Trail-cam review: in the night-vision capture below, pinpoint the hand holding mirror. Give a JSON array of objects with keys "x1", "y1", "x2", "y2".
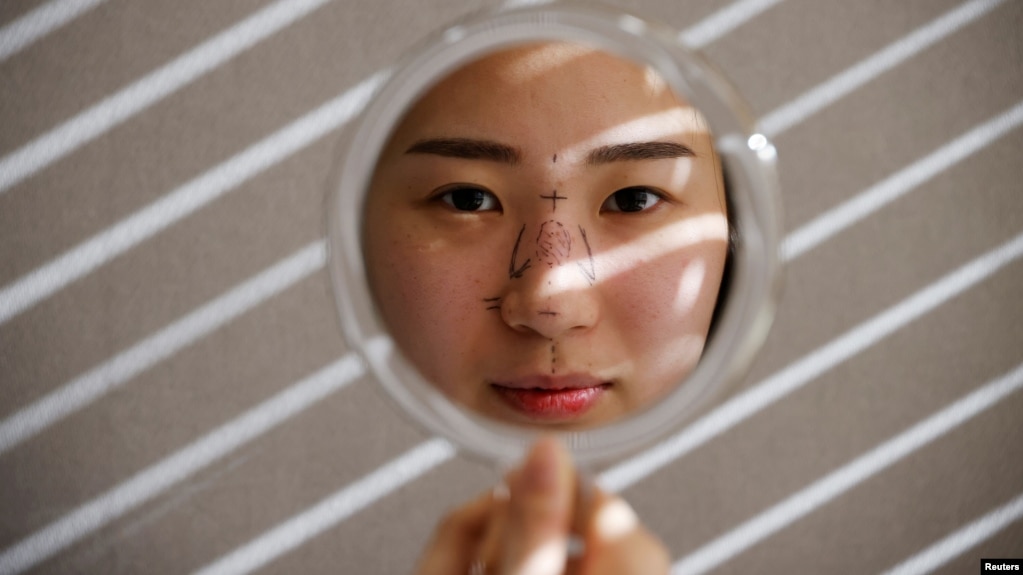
[{"x1": 327, "y1": 1, "x2": 782, "y2": 468}]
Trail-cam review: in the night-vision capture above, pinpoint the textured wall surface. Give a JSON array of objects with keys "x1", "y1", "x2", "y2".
[{"x1": 1, "y1": 0, "x2": 1021, "y2": 573}]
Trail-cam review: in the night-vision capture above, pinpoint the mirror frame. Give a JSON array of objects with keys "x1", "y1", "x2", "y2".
[{"x1": 326, "y1": 0, "x2": 783, "y2": 467}]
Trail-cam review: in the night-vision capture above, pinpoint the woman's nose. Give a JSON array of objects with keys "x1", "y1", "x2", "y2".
[{"x1": 499, "y1": 220, "x2": 600, "y2": 339}]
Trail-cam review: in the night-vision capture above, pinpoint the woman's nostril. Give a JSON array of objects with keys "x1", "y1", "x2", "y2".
[
  {"x1": 497, "y1": 219, "x2": 601, "y2": 338},
  {"x1": 496, "y1": 282, "x2": 600, "y2": 340}
]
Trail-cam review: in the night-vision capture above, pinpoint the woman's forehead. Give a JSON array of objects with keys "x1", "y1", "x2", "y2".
[
  {"x1": 384, "y1": 43, "x2": 708, "y2": 159},
  {"x1": 461, "y1": 42, "x2": 598, "y2": 84}
]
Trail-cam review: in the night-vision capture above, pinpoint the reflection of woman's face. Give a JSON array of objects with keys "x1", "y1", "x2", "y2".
[{"x1": 364, "y1": 44, "x2": 729, "y2": 429}]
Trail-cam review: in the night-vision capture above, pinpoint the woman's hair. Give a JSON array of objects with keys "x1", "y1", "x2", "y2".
[{"x1": 707, "y1": 163, "x2": 737, "y2": 339}]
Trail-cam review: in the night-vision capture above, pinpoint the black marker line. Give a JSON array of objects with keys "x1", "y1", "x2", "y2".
[
  {"x1": 509, "y1": 224, "x2": 532, "y2": 279},
  {"x1": 552, "y1": 154, "x2": 557, "y2": 163},
  {"x1": 577, "y1": 225, "x2": 596, "y2": 285},
  {"x1": 539, "y1": 190, "x2": 568, "y2": 211},
  {"x1": 535, "y1": 220, "x2": 572, "y2": 270}
]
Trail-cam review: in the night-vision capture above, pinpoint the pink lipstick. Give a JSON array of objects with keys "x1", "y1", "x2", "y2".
[{"x1": 490, "y1": 375, "x2": 609, "y2": 420}]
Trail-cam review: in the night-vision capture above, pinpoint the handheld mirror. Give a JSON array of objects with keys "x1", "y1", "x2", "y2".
[{"x1": 327, "y1": 1, "x2": 782, "y2": 468}]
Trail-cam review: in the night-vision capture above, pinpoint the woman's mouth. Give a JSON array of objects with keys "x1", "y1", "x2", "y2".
[{"x1": 489, "y1": 375, "x2": 610, "y2": 420}]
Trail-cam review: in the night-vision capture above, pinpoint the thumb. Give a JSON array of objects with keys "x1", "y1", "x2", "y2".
[{"x1": 501, "y1": 437, "x2": 575, "y2": 575}]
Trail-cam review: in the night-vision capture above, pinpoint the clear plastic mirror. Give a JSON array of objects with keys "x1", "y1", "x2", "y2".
[{"x1": 327, "y1": 0, "x2": 782, "y2": 468}]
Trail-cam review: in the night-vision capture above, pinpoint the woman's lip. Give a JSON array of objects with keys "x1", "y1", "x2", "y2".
[
  {"x1": 490, "y1": 378, "x2": 610, "y2": 420},
  {"x1": 490, "y1": 374, "x2": 606, "y2": 390}
]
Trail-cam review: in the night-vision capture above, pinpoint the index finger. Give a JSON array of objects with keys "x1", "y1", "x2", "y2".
[{"x1": 501, "y1": 438, "x2": 576, "y2": 575}]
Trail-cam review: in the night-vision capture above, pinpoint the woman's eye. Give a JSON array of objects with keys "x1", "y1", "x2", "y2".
[
  {"x1": 439, "y1": 186, "x2": 500, "y2": 212},
  {"x1": 601, "y1": 186, "x2": 663, "y2": 213}
]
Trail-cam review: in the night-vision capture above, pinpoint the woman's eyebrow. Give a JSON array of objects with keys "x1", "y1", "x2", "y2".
[
  {"x1": 405, "y1": 137, "x2": 521, "y2": 165},
  {"x1": 586, "y1": 141, "x2": 695, "y2": 164}
]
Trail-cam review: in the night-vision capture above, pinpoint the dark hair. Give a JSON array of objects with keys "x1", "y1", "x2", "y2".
[{"x1": 707, "y1": 163, "x2": 737, "y2": 338}]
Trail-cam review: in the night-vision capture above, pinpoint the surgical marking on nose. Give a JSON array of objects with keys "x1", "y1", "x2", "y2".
[
  {"x1": 510, "y1": 222, "x2": 595, "y2": 284},
  {"x1": 483, "y1": 296, "x2": 501, "y2": 310},
  {"x1": 552, "y1": 154, "x2": 557, "y2": 163},
  {"x1": 509, "y1": 224, "x2": 532, "y2": 279},
  {"x1": 577, "y1": 225, "x2": 596, "y2": 285},
  {"x1": 536, "y1": 220, "x2": 571, "y2": 267},
  {"x1": 540, "y1": 190, "x2": 567, "y2": 211}
]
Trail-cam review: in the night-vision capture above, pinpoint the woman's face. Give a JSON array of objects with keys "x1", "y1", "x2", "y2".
[{"x1": 364, "y1": 44, "x2": 729, "y2": 429}]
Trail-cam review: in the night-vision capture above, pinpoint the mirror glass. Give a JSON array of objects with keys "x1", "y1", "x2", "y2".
[
  {"x1": 328, "y1": 1, "x2": 782, "y2": 466},
  {"x1": 365, "y1": 42, "x2": 728, "y2": 429}
]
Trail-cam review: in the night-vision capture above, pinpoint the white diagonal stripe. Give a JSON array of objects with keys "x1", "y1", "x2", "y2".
[
  {"x1": 0, "y1": 73, "x2": 382, "y2": 325},
  {"x1": 670, "y1": 363, "x2": 1023, "y2": 574},
  {"x1": 783, "y1": 99, "x2": 1023, "y2": 260},
  {"x1": 0, "y1": 0, "x2": 334, "y2": 195},
  {"x1": 880, "y1": 492, "x2": 1023, "y2": 575},
  {"x1": 679, "y1": 0, "x2": 784, "y2": 47},
  {"x1": 191, "y1": 438, "x2": 456, "y2": 575},
  {"x1": 0, "y1": 0, "x2": 107, "y2": 62},
  {"x1": 0, "y1": 241, "x2": 325, "y2": 455},
  {"x1": 0, "y1": 354, "x2": 364, "y2": 575},
  {"x1": 759, "y1": 0, "x2": 1005, "y2": 137}
]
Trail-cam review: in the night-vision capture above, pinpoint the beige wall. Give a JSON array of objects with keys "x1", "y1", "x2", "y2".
[{"x1": 1, "y1": 0, "x2": 1021, "y2": 573}]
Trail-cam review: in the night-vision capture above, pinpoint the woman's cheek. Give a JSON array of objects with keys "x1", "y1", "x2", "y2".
[
  {"x1": 603, "y1": 239, "x2": 726, "y2": 402},
  {"x1": 372, "y1": 239, "x2": 496, "y2": 387}
]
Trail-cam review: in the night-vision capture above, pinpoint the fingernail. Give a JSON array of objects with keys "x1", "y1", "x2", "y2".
[{"x1": 595, "y1": 497, "x2": 639, "y2": 540}]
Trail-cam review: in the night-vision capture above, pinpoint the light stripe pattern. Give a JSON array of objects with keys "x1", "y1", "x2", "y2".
[
  {"x1": 880, "y1": 492, "x2": 1023, "y2": 575},
  {"x1": 0, "y1": 0, "x2": 108, "y2": 61},
  {"x1": 0, "y1": 356, "x2": 365, "y2": 574},
  {"x1": 0, "y1": 0, "x2": 336, "y2": 195},
  {"x1": 1, "y1": 0, "x2": 1020, "y2": 573},
  {"x1": 671, "y1": 361, "x2": 1023, "y2": 574}
]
